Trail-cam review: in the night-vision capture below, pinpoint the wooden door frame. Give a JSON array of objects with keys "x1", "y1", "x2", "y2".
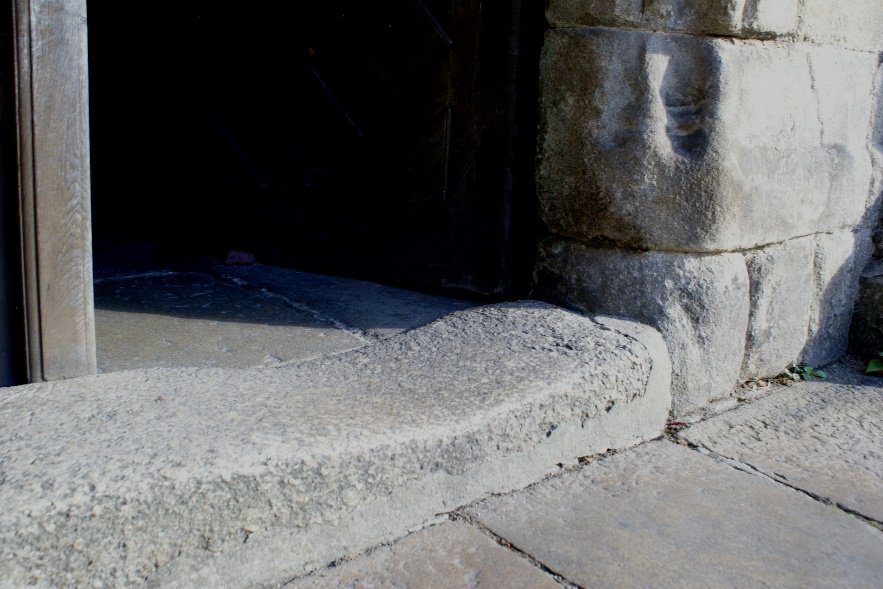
[
  {"x1": 11, "y1": 0, "x2": 95, "y2": 382},
  {"x1": 2, "y1": 0, "x2": 542, "y2": 382}
]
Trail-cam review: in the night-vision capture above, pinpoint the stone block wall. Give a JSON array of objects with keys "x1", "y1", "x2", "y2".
[{"x1": 535, "y1": 1, "x2": 883, "y2": 416}]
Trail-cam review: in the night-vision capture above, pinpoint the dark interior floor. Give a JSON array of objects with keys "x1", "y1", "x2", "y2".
[{"x1": 92, "y1": 239, "x2": 474, "y2": 372}]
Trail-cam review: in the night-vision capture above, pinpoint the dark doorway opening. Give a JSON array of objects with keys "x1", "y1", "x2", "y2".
[{"x1": 88, "y1": 0, "x2": 540, "y2": 297}]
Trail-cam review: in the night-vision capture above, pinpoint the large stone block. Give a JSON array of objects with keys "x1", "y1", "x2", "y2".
[
  {"x1": 538, "y1": 28, "x2": 878, "y2": 252},
  {"x1": 741, "y1": 236, "x2": 814, "y2": 380},
  {"x1": 547, "y1": 0, "x2": 883, "y2": 51},
  {"x1": 536, "y1": 240, "x2": 749, "y2": 416},
  {"x1": 548, "y1": 0, "x2": 795, "y2": 39},
  {"x1": 0, "y1": 302, "x2": 671, "y2": 588},
  {"x1": 799, "y1": 0, "x2": 883, "y2": 53},
  {"x1": 802, "y1": 231, "x2": 874, "y2": 367}
]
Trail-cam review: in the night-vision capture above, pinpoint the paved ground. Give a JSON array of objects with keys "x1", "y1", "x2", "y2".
[
  {"x1": 93, "y1": 242, "x2": 473, "y2": 372},
  {"x1": 89, "y1": 243, "x2": 883, "y2": 587},
  {"x1": 290, "y1": 361, "x2": 883, "y2": 589}
]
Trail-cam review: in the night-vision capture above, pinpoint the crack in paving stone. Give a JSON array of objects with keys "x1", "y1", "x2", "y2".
[
  {"x1": 280, "y1": 536, "x2": 398, "y2": 587},
  {"x1": 674, "y1": 439, "x2": 883, "y2": 532},
  {"x1": 93, "y1": 270, "x2": 199, "y2": 284},
  {"x1": 450, "y1": 512, "x2": 582, "y2": 589},
  {"x1": 205, "y1": 268, "x2": 372, "y2": 342}
]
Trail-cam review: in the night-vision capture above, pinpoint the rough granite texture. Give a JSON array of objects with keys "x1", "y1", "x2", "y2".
[
  {"x1": 547, "y1": 0, "x2": 883, "y2": 52},
  {"x1": 681, "y1": 372, "x2": 883, "y2": 523},
  {"x1": 0, "y1": 302, "x2": 670, "y2": 588},
  {"x1": 536, "y1": 240, "x2": 748, "y2": 415},
  {"x1": 468, "y1": 441, "x2": 883, "y2": 588},
  {"x1": 287, "y1": 521, "x2": 560, "y2": 589},
  {"x1": 802, "y1": 230, "x2": 874, "y2": 367},
  {"x1": 741, "y1": 236, "x2": 814, "y2": 379},
  {"x1": 538, "y1": 28, "x2": 880, "y2": 253},
  {"x1": 537, "y1": 228, "x2": 875, "y2": 408}
]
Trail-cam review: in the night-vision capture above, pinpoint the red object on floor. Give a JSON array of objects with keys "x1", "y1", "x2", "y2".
[{"x1": 225, "y1": 251, "x2": 256, "y2": 265}]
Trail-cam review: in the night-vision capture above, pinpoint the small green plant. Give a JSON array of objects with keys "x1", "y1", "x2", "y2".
[
  {"x1": 866, "y1": 352, "x2": 883, "y2": 374},
  {"x1": 780, "y1": 360, "x2": 827, "y2": 382},
  {"x1": 800, "y1": 365, "x2": 827, "y2": 380}
]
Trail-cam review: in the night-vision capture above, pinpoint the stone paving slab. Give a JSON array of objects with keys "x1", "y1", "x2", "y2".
[
  {"x1": 217, "y1": 264, "x2": 475, "y2": 340},
  {"x1": 0, "y1": 302, "x2": 670, "y2": 588},
  {"x1": 467, "y1": 441, "x2": 883, "y2": 589},
  {"x1": 95, "y1": 274, "x2": 366, "y2": 372},
  {"x1": 94, "y1": 261, "x2": 475, "y2": 373},
  {"x1": 286, "y1": 521, "x2": 560, "y2": 589},
  {"x1": 680, "y1": 371, "x2": 883, "y2": 522}
]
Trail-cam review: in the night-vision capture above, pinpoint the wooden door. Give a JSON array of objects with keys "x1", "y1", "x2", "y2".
[
  {"x1": 7, "y1": 0, "x2": 95, "y2": 382},
  {"x1": 89, "y1": 0, "x2": 538, "y2": 296}
]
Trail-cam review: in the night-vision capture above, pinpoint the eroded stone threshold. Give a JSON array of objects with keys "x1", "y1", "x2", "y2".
[{"x1": 0, "y1": 302, "x2": 671, "y2": 588}]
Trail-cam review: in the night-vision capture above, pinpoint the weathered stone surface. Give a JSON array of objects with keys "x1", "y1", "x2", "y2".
[
  {"x1": 548, "y1": 0, "x2": 796, "y2": 39},
  {"x1": 850, "y1": 273, "x2": 883, "y2": 358},
  {"x1": 799, "y1": 0, "x2": 883, "y2": 53},
  {"x1": 287, "y1": 521, "x2": 559, "y2": 589},
  {"x1": 536, "y1": 240, "x2": 747, "y2": 416},
  {"x1": 538, "y1": 28, "x2": 878, "y2": 252},
  {"x1": 94, "y1": 274, "x2": 367, "y2": 372},
  {"x1": 740, "y1": 236, "x2": 814, "y2": 380},
  {"x1": 802, "y1": 231, "x2": 874, "y2": 367},
  {"x1": 681, "y1": 369, "x2": 883, "y2": 522},
  {"x1": 0, "y1": 302, "x2": 670, "y2": 588},
  {"x1": 468, "y1": 441, "x2": 883, "y2": 588},
  {"x1": 547, "y1": 0, "x2": 883, "y2": 51}
]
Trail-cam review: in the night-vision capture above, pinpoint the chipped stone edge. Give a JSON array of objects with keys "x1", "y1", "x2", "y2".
[
  {"x1": 148, "y1": 318, "x2": 671, "y2": 589},
  {"x1": 150, "y1": 381, "x2": 669, "y2": 589}
]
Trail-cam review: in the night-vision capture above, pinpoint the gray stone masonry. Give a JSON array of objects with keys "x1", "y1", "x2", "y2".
[
  {"x1": 535, "y1": 0, "x2": 883, "y2": 413},
  {"x1": 803, "y1": 230, "x2": 874, "y2": 367},
  {"x1": 535, "y1": 241, "x2": 749, "y2": 415},
  {"x1": 536, "y1": 229, "x2": 873, "y2": 415},
  {"x1": 741, "y1": 236, "x2": 814, "y2": 379},
  {"x1": 538, "y1": 27, "x2": 879, "y2": 253},
  {"x1": 547, "y1": 0, "x2": 883, "y2": 52},
  {"x1": 0, "y1": 302, "x2": 670, "y2": 588}
]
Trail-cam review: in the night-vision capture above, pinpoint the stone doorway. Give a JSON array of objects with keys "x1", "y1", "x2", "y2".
[
  {"x1": 84, "y1": 0, "x2": 543, "y2": 374},
  {"x1": 88, "y1": 0, "x2": 539, "y2": 296}
]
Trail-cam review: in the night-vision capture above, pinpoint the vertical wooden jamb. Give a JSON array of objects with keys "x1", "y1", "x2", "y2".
[
  {"x1": 0, "y1": 0, "x2": 26, "y2": 386},
  {"x1": 12, "y1": 0, "x2": 95, "y2": 381},
  {"x1": 12, "y1": 0, "x2": 39, "y2": 381}
]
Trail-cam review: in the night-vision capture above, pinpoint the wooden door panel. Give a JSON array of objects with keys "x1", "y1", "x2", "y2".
[{"x1": 89, "y1": 0, "x2": 529, "y2": 295}]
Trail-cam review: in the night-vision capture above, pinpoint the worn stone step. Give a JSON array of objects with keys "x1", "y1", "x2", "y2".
[{"x1": 0, "y1": 302, "x2": 670, "y2": 588}]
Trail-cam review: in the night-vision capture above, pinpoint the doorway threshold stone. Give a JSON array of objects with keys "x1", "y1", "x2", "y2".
[{"x1": 0, "y1": 302, "x2": 670, "y2": 588}]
